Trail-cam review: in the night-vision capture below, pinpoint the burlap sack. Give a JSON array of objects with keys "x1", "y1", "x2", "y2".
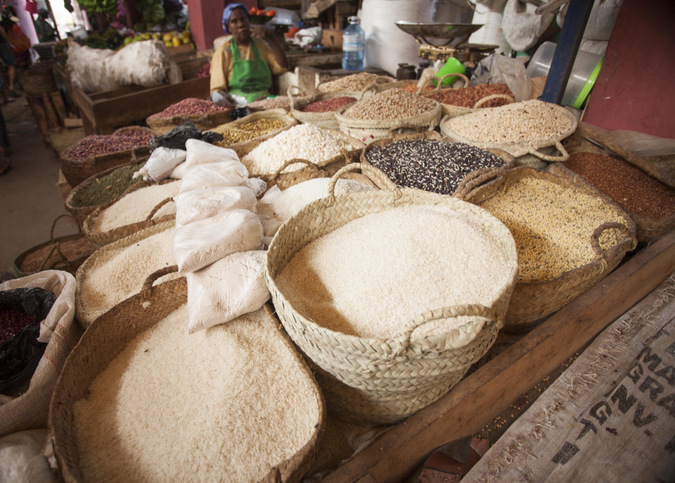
[{"x1": 0, "y1": 271, "x2": 81, "y2": 436}]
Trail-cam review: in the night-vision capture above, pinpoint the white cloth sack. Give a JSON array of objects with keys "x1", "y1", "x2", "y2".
[
  {"x1": 471, "y1": 53, "x2": 532, "y2": 102},
  {"x1": 244, "y1": 177, "x2": 268, "y2": 198},
  {"x1": 185, "y1": 139, "x2": 241, "y2": 167},
  {"x1": 66, "y1": 40, "x2": 120, "y2": 94},
  {"x1": 501, "y1": 0, "x2": 555, "y2": 52},
  {"x1": 169, "y1": 161, "x2": 188, "y2": 179},
  {"x1": 106, "y1": 39, "x2": 182, "y2": 88},
  {"x1": 134, "y1": 147, "x2": 187, "y2": 182},
  {"x1": 0, "y1": 271, "x2": 81, "y2": 436},
  {"x1": 186, "y1": 250, "x2": 270, "y2": 333},
  {"x1": 174, "y1": 185, "x2": 258, "y2": 226},
  {"x1": 179, "y1": 162, "x2": 249, "y2": 193},
  {"x1": 0, "y1": 429, "x2": 52, "y2": 483},
  {"x1": 172, "y1": 209, "x2": 263, "y2": 273}
]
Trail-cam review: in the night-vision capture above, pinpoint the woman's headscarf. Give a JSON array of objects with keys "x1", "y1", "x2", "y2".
[{"x1": 222, "y1": 3, "x2": 249, "y2": 34}]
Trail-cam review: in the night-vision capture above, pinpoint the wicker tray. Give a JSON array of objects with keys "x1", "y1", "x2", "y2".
[
  {"x1": 64, "y1": 159, "x2": 149, "y2": 227},
  {"x1": 457, "y1": 166, "x2": 638, "y2": 332},
  {"x1": 265, "y1": 164, "x2": 518, "y2": 424},
  {"x1": 49, "y1": 270, "x2": 325, "y2": 483},
  {"x1": 13, "y1": 214, "x2": 95, "y2": 277},
  {"x1": 82, "y1": 180, "x2": 177, "y2": 248},
  {"x1": 60, "y1": 127, "x2": 155, "y2": 188},
  {"x1": 439, "y1": 101, "x2": 578, "y2": 161}
]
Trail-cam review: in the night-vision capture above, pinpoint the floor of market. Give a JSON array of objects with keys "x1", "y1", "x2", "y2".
[{"x1": 0, "y1": 94, "x2": 79, "y2": 278}]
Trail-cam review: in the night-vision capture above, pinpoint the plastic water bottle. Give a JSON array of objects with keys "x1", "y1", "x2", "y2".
[{"x1": 342, "y1": 16, "x2": 365, "y2": 71}]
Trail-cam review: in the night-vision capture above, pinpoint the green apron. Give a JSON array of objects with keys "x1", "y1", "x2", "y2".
[{"x1": 228, "y1": 38, "x2": 273, "y2": 103}]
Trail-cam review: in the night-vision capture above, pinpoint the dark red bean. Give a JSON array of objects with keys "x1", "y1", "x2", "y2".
[
  {"x1": 301, "y1": 96, "x2": 357, "y2": 113},
  {"x1": 0, "y1": 307, "x2": 37, "y2": 344}
]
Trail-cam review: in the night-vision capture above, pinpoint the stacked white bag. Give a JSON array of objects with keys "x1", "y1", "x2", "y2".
[{"x1": 173, "y1": 139, "x2": 269, "y2": 333}]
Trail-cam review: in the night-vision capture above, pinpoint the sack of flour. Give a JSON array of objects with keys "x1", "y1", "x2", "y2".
[
  {"x1": 185, "y1": 139, "x2": 241, "y2": 167},
  {"x1": 174, "y1": 185, "x2": 257, "y2": 226}
]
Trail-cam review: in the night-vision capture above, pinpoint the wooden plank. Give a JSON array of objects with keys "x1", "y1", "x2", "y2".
[
  {"x1": 325, "y1": 230, "x2": 675, "y2": 482},
  {"x1": 42, "y1": 94, "x2": 60, "y2": 129},
  {"x1": 26, "y1": 95, "x2": 49, "y2": 138},
  {"x1": 50, "y1": 91, "x2": 68, "y2": 126}
]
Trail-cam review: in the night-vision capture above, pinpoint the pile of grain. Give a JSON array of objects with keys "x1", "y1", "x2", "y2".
[
  {"x1": 69, "y1": 162, "x2": 145, "y2": 208},
  {"x1": 63, "y1": 131, "x2": 154, "y2": 162},
  {"x1": 276, "y1": 205, "x2": 513, "y2": 338},
  {"x1": 89, "y1": 180, "x2": 180, "y2": 232},
  {"x1": 77, "y1": 226, "x2": 177, "y2": 325},
  {"x1": 445, "y1": 99, "x2": 574, "y2": 144},
  {"x1": 364, "y1": 140, "x2": 505, "y2": 195},
  {"x1": 209, "y1": 118, "x2": 287, "y2": 146},
  {"x1": 478, "y1": 176, "x2": 631, "y2": 283},
  {"x1": 241, "y1": 124, "x2": 358, "y2": 176},
  {"x1": 342, "y1": 88, "x2": 437, "y2": 120},
  {"x1": 317, "y1": 72, "x2": 392, "y2": 93},
  {"x1": 73, "y1": 306, "x2": 321, "y2": 482},
  {"x1": 248, "y1": 96, "x2": 292, "y2": 111}
]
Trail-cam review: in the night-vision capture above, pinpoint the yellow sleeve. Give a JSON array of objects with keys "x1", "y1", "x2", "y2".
[
  {"x1": 256, "y1": 39, "x2": 288, "y2": 76},
  {"x1": 210, "y1": 42, "x2": 233, "y2": 93}
]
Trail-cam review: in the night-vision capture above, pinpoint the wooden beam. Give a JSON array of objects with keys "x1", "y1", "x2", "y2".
[{"x1": 325, "y1": 230, "x2": 675, "y2": 483}]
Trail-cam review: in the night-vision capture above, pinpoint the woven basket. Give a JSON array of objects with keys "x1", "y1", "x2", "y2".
[
  {"x1": 19, "y1": 61, "x2": 57, "y2": 96},
  {"x1": 548, "y1": 162, "x2": 675, "y2": 244},
  {"x1": 419, "y1": 74, "x2": 514, "y2": 118},
  {"x1": 207, "y1": 108, "x2": 297, "y2": 154},
  {"x1": 335, "y1": 94, "x2": 443, "y2": 145},
  {"x1": 13, "y1": 214, "x2": 96, "y2": 277},
  {"x1": 288, "y1": 86, "x2": 360, "y2": 131},
  {"x1": 60, "y1": 127, "x2": 155, "y2": 188},
  {"x1": 237, "y1": 126, "x2": 365, "y2": 184},
  {"x1": 74, "y1": 220, "x2": 176, "y2": 329},
  {"x1": 317, "y1": 74, "x2": 395, "y2": 95},
  {"x1": 64, "y1": 159, "x2": 148, "y2": 227},
  {"x1": 266, "y1": 164, "x2": 518, "y2": 424},
  {"x1": 439, "y1": 102, "x2": 578, "y2": 162},
  {"x1": 49, "y1": 270, "x2": 325, "y2": 483},
  {"x1": 146, "y1": 105, "x2": 232, "y2": 135},
  {"x1": 457, "y1": 166, "x2": 638, "y2": 332},
  {"x1": 360, "y1": 131, "x2": 515, "y2": 195},
  {"x1": 82, "y1": 182, "x2": 176, "y2": 248}
]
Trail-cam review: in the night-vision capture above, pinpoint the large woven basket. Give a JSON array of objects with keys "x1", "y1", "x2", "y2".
[
  {"x1": 60, "y1": 127, "x2": 155, "y2": 188},
  {"x1": 360, "y1": 131, "x2": 515, "y2": 195},
  {"x1": 82, "y1": 181, "x2": 177, "y2": 248},
  {"x1": 64, "y1": 159, "x2": 148, "y2": 227},
  {"x1": 288, "y1": 86, "x2": 359, "y2": 131},
  {"x1": 74, "y1": 220, "x2": 177, "y2": 329},
  {"x1": 146, "y1": 106, "x2": 232, "y2": 135},
  {"x1": 238, "y1": 126, "x2": 365, "y2": 185},
  {"x1": 335, "y1": 95, "x2": 442, "y2": 145},
  {"x1": 458, "y1": 166, "x2": 638, "y2": 332},
  {"x1": 207, "y1": 108, "x2": 298, "y2": 155},
  {"x1": 439, "y1": 101, "x2": 578, "y2": 162},
  {"x1": 13, "y1": 214, "x2": 95, "y2": 277},
  {"x1": 420, "y1": 74, "x2": 514, "y2": 118},
  {"x1": 266, "y1": 164, "x2": 518, "y2": 424},
  {"x1": 49, "y1": 270, "x2": 325, "y2": 483}
]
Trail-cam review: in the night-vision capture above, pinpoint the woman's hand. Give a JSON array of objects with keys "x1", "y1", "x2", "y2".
[{"x1": 251, "y1": 25, "x2": 273, "y2": 39}]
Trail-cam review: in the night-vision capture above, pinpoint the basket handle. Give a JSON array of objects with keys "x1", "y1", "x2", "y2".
[
  {"x1": 287, "y1": 85, "x2": 309, "y2": 110},
  {"x1": 359, "y1": 81, "x2": 380, "y2": 99},
  {"x1": 386, "y1": 124, "x2": 431, "y2": 136},
  {"x1": 40, "y1": 213, "x2": 81, "y2": 271},
  {"x1": 527, "y1": 140, "x2": 570, "y2": 162},
  {"x1": 453, "y1": 166, "x2": 508, "y2": 201},
  {"x1": 472, "y1": 93, "x2": 515, "y2": 109},
  {"x1": 141, "y1": 265, "x2": 179, "y2": 298},
  {"x1": 590, "y1": 222, "x2": 637, "y2": 267},
  {"x1": 433, "y1": 73, "x2": 470, "y2": 91},
  {"x1": 270, "y1": 158, "x2": 321, "y2": 185},
  {"x1": 146, "y1": 197, "x2": 175, "y2": 222},
  {"x1": 395, "y1": 303, "x2": 497, "y2": 354},
  {"x1": 327, "y1": 163, "x2": 398, "y2": 200}
]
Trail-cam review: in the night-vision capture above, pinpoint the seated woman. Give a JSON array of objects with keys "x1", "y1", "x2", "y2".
[{"x1": 210, "y1": 3, "x2": 289, "y2": 104}]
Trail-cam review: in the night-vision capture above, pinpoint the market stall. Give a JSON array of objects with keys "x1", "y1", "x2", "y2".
[{"x1": 2, "y1": 0, "x2": 674, "y2": 481}]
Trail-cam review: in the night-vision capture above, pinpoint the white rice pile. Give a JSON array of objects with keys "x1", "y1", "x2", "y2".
[
  {"x1": 77, "y1": 227, "x2": 177, "y2": 325},
  {"x1": 241, "y1": 124, "x2": 358, "y2": 176},
  {"x1": 73, "y1": 306, "x2": 321, "y2": 482},
  {"x1": 276, "y1": 205, "x2": 513, "y2": 338},
  {"x1": 92, "y1": 180, "x2": 180, "y2": 232}
]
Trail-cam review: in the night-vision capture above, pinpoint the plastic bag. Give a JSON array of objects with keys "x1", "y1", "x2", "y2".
[
  {"x1": 172, "y1": 209, "x2": 263, "y2": 273},
  {"x1": 150, "y1": 121, "x2": 224, "y2": 151},
  {"x1": 186, "y1": 251, "x2": 270, "y2": 333},
  {"x1": 0, "y1": 429, "x2": 52, "y2": 483},
  {"x1": 174, "y1": 185, "x2": 257, "y2": 226},
  {"x1": 244, "y1": 177, "x2": 268, "y2": 198},
  {"x1": 0, "y1": 288, "x2": 56, "y2": 393},
  {"x1": 471, "y1": 53, "x2": 532, "y2": 102},
  {"x1": 134, "y1": 147, "x2": 187, "y2": 182},
  {"x1": 185, "y1": 138, "x2": 241, "y2": 167},
  {"x1": 179, "y1": 162, "x2": 249, "y2": 193}
]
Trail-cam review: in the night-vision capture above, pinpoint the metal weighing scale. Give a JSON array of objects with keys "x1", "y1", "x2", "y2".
[{"x1": 395, "y1": 21, "x2": 498, "y2": 64}]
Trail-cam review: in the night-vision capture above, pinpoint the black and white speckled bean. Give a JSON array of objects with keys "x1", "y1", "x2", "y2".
[{"x1": 365, "y1": 140, "x2": 505, "y2": 195}]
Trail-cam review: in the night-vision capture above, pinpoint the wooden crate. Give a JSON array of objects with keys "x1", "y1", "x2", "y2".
[
  {"x1": 314, "y1": 229, "x2": 675, "y2": 481},
  {"x1": 26, "y1": 90, "x2": 72, "y2": 139},
  {"x1": 70, "y1": 51, "x2": 212, "y2": 135}
]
